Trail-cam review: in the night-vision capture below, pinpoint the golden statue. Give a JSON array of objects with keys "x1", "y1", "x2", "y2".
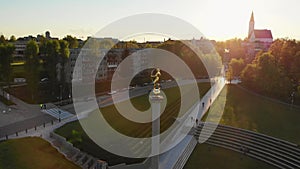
[{"x1": 151, "y1": 68, "x2": 161, "y2": 94}]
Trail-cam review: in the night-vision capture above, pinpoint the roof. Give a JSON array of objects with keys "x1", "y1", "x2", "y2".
[{"x1": 253, "y1": 29, "x2": 273, "y2": 39}]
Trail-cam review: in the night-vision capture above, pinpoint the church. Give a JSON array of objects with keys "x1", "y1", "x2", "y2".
[{"x1": 247, "y1": 12, "x2": 273, "y2": 60}]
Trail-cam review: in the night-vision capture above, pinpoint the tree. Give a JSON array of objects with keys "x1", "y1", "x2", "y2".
[
  {"x1": 58, "y1": 40, "x2": 70, "y2": 82},
  {"x1": 9, "y1": 35, "x2": 16, "y2": 42},
  {"x1": 0, "y1": 35, "x2": 6, "y2": 44},
  {"x1": 229, "y1": 58, "x2": 245, "y2": 78},
  {"x1": 58, "y1": 40, "x2": 70, "y2": 98},
  {"x1": 241, "y1": 64, "x2": 257, "y2": 88},
  {"x1": 226, "y1": 67, "x2": 233, "y2": 84},
  {"x1": 0, "y1": 43, "x2": 14, "y2": 88},
  {"x1": 242, "y1": 52, "x2": 293, "y2": 99},
  {"x1": 63, "y1": 35, "x2": 78, "y2": 49},
  {"x1": 25, "y1": 40, "x2": 40, "y2": 100},
  {"x1": 268, "y1": 39, "x2": 300, "y2": 92},
  {"x1": 42, "y1": 39, "x2": 60, "y2": 93}
]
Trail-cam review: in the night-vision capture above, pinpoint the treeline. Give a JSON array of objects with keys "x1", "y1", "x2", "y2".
[
  {"x1": 216, "y1": 38, "x2": 300, "y2": 104},
  {"x1": 241, "y1": 39, "x2": 300, "y2": 103},
  {"x1": 0, "y1": 34, "x2": 80, "y2": 101},
  {"x1": 0, "y1": 35, "x2": 15, "y2": 87}
]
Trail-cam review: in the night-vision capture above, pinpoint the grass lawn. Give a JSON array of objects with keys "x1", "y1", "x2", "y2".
[
  {"x1": 0, "y1": 137, "x2": 80, "y2": 169},
  {"x1": 55, "y1": 82, "x2": 211, "y2": 166},
  {"x1": 184, "y1": 143, "x2": 277, "y2": 169},
  {"x1": 203, "y1": 84, "x2": 300, "y2": 145}
]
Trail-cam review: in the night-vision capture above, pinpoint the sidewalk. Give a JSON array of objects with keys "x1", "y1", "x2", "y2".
[
  {"x1": 0, "y1": 88, "x2": 45, "y2": 127},
  {"x1": 0, "y1": 113, "x2": 78, "y2": 142}
]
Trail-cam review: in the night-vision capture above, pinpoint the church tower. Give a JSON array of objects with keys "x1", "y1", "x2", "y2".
[{"x1": 248, "y1": 12, "x2": 255, "y2": 38}]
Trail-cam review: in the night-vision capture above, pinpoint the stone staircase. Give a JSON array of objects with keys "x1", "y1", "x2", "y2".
[{"x1": 193, "y1": 122, "x2": 300, "y2": 169}]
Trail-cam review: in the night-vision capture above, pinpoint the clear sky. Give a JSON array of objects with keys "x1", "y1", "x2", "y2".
[{"x1": 1, "y1": 0, "x2": 299, "y2": 41}]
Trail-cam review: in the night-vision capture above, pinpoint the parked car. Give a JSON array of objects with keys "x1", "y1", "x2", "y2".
[{"x1": 108, "y1": 90, "x2": 117, "y2": 95}]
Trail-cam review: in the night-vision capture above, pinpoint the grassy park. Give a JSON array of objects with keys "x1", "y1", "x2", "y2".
[
  {"x1": 55, "y1": 83, "x2": 300, "y2": 167},
  {"x1": 0, "y1": 137, "x2": 80, "y2": 169},
  {"x1": 55, "y1": 82, "x2": 211, "y2": 165},
  {"x1": 184, "y1": 143, "x2": 276, "y2": 169}
]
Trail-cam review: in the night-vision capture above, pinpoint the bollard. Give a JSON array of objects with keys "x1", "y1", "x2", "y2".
[{"x1": 16, "y1": 132, "x2": 18, "y2": 136}]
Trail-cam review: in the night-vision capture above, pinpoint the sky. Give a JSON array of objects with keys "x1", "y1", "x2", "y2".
[{"x1": 0, "y1": 0, "x2": 300, "y2": 41}]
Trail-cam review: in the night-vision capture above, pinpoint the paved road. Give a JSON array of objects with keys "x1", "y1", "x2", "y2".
[
  {"x1": 0, "y1": 87, "x2": 56, "y2": 137},
  {"x1": 0, "y1": 114, "x2": 54, "y2": 138}
]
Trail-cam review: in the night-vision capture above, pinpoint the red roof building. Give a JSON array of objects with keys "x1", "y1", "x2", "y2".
[{"x1": 246, "y1": 12, "x2": 273, "y2": 61}]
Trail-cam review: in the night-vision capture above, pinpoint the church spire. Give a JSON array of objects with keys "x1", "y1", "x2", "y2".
[
  {"x1": 248, "y1": 11, "x2": 255, "y2": 38},
  {"x1": 250, "y1": 11, "x2": 254, "y2": 22}
]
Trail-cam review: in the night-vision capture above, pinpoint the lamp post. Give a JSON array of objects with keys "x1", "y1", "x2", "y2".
[
  {"x1": 291, "y1": 91, "x2": 295, "y2": 108},
  {"x1": 60, "y1": 84, "x2": 62, "y2": 106},
  {"x1": 58, "y1": 110, "x2": 61, "y2": 122}
]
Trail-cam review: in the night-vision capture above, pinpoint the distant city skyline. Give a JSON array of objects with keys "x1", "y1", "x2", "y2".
[{"x1": 1, "y1": 0, "x2": 300, "y2": 41}]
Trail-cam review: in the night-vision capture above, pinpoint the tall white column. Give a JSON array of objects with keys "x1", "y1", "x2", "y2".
[{"x1": 150, "y1": 92, "x2": 164, "y2": 169}]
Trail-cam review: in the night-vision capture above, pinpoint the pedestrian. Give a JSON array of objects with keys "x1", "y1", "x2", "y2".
[
  {"x1": 202, "y1": 102, "x2": 205, "y2": 108},
  {"x1": 196, "y1": 119, "x2": 198, "y2": 125}
]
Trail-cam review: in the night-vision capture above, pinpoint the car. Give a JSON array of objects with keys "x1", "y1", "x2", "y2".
[
  {"x1": 128, "y1": 86, "x2": 135, "y2": 90},
  {"x1": 84, "y1": 97, "x2": 94, "y2": 101},
  {"x1": 108, "y1": 90, "x2": 117, "y2": 95},
  {"x1": 40, "y1": 78, "x2": 49, "y2": 83}
]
